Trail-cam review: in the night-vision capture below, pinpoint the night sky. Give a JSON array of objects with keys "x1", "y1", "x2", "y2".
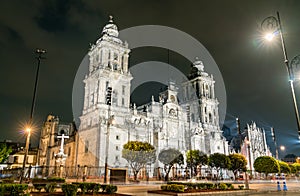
[{"x1": 1, "y1": 0, "x2": 300, "y2": 157}]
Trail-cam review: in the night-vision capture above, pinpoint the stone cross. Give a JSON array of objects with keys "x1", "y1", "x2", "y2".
[{"x1": 57, "y1": 134, "x2": 69, "y2": 154}]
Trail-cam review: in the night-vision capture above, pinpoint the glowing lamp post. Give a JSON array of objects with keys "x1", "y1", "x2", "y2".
[
  {"x1": 20, "y1": 49, "x2": 46, "y2": 183},
  {"x1": 261, "y1": 12, "x2": 300, "y2": 140},
  {"x1": 280, "y1": 145, "x2": 286, "y2": 160},
  {"x1": 21, "y1": 127, "x2": 31, "y2": 179}
]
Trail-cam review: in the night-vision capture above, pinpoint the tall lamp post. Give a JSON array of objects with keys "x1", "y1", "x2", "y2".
[
  {"x1": 104, "y1": 86, "x2": 113, "y2": 184},
  {"x1": 236, "y1": 117, "x2": 242, "y2": 152},
  {"x1": 104, "y1": 115, "x2": 114, "y2": 184},
  {"x1": 244, "y1": 139, "x2": 252, "y2": 189},
  {"x1": 261, "y1": 12, "x2": 300, "y2": 139},
  {"x1": 20, "y1": 49, "x2": 46, "y2": 183},
  {"x1": 246, "y1": 140, "x2": 252, "y2": 175},
  {"x1": 271, "y1": 127, "x2": 279, "y2": 159}
]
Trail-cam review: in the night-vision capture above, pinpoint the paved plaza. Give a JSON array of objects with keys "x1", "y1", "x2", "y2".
[{"x1": 116, "y1": 180, "x2": 300, "y2": 196}]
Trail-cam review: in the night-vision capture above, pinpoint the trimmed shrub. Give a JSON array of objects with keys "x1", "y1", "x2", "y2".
[
  {"x1": 205, "y1": 183, "x2": 214, "y2": 189},
  {"x1": 78, "y1": 183, "x2": 89, "y2": 194},
  {"x1": 161, "y1": 184, "x2": 184, "y2": 192},
  {"x1": 45, "y1": 182, "x2": 56, "y2": 193},
  {"x1": 238, "y1": 185, "x2": 244, "y2": 190},
  {"x1": 100, "y1": 184, "x2": 107, "y2": 192},
  {"x1": 196, "y1": 183, "x2": 206, "y2": 190},
  {"x1": 104, "y1": 184, "x2": 118, "y2": 194},
  {"x1": 47, "y1": 177, "x2": 65, "y2": 183},
  {"x1": 161, "y1": 185, "x2": 167, "y2": 191},
  {"x1": 92, "y1": 184, "x2": 101, "y2": 193},
  {"x1": 33, "y1": 183, "x2": 46, "y2": 192},
  {"x1": 173, "y1": 185, "x2": 184, "y2": 192},
  {"x1": 185, "y1": 183, "x2": 196, "y2": 190},
  {"x1": 212, "y1": 183, "x2": 218, "y2": 189},
  {"x1": 0, "y1": 184, "x2": 28, "y2": 196},
  {"x1": 218, "y1": 183, "x2": 227, "y2": 190},
  {"x1": 164, "y1": 182, "x2": 233, "y2": 191},
  {"x1": 78, "y1": 182, "x2": 101, "y2": 194},
  {"x1": 225, "y1": 183, "x2": 234, "y2": 190},
  {"x1": 62, "y1": 184, "x2": 78, "y2": 196}
]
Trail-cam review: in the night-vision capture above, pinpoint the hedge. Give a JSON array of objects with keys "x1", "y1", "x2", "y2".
[
  {"x1": 67, "y1": 183, "x2": 118, "y2": 194},
  {"x1": 77, "y1": 182, "x2": 101, "y2": 194},
  {"x1": 165, "y1": 182, "x2": 234, "y2": 191},
  {"x1": 62, "y1": 184, "x2": 78, "y2": 196},
  {"x1": 161, "y1": 184, "x2": 185, "y2": 192},
  {"x1": 0, "y1": 184, "x2": 28, "y2": 196}
]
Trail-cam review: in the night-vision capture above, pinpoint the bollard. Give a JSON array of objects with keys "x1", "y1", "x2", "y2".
[
  {"x1": 276, "y1": 174, "x2": 281, "y2": 191},
  {"x1": 282, "y1": 174, "x2": 288, "y2": 191}
]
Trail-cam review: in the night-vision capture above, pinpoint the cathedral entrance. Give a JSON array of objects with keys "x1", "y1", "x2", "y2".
[{"x1": 110, "y1": 168, "x2": 127, "y2": 184}]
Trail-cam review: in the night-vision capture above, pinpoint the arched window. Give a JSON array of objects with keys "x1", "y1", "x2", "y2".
[
  {"x1": 113, "y1": 63, "x2": 118, "y2": 70},
  {"x1": 85, "y1": 140, "x2": 89, "y2": 153},
  {"x1": 108, "y1": 51, "x2": 111, "y2": 68},
  {"x1": 209, "y1": 113, "x2": 212, "y2": 123}
]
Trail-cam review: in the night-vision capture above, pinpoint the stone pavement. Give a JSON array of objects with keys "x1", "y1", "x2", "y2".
[{"x1": 116, "y1": 180, "x2": 300, "y2": 196}]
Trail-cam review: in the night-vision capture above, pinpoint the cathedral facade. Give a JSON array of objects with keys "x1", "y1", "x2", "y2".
[
  {"x1": 37, "y1": 17, "x2": 228, "y2": 176},
  {"x1": 75, "y1": 17, "x2": 228, "y2": 170},
  {"x1": 240, "y1": 122, "x2": 272, "y2": 172}
]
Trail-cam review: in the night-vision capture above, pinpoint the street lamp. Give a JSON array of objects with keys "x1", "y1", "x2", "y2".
[
  {"x1": 236, "y1": 117, "x2": 242, "y2": 153},
  {"x1": 245, "y1": 140, "x2": 252, "y2": 175},
  {"x1": 243, "y1": 139, "x2": 251, "y2": 190},
  {"x1": 261, "y1": 12, "x2": 300, "y2": 140},
  {"x1": 280, "y1": 145, "x2": 286, "y2": 160},
  {"x1": 271, "y1": 127, "x2": 279, "y2": 159},
  {"x1": 104, "y1": 115, "x2": 115, "y2": 184},
  {"x1": 20, "y1": 49, "x2": 46, "y2": 183},
  {"x1": 280, "y1": 145, "x2": 285, "y2": 151}
]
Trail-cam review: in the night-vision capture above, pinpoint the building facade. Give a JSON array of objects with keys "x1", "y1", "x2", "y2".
[
  {"x1": 240, "y1": 122, "x2": 272, "y2": 172},
  {"x1": 37, "y1": 17, "x2": 229, "y2": 177},
  {"x1": 37, "y1": 115, "x2": 78, "y2": 176},
  {"x1": 75, "y1": 17, "x2": 228, "y2": 172}
]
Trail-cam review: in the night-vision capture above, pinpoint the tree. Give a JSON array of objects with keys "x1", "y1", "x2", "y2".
[
  {"x1": 186, "y1": 150, "x2": 208, "y2": 177},
  {"x1": 278, "y1": 161, "x2": 291, "y2": 174},
  {"x1": 289, "y1": 164, "x2": 297, "y2": 174},
  {"x1": 198, "y1": 151, "x2": 209, "y2": 177},
  {"x1": 158, "y1": 148, "x2": 184, "y2": 181},
  {"x1": 290, "y1": 163, "x2": 300, "y2": 174},
  {"x1": 122, "y1": 141, "x2": 156, "y2": 180},
  {"x1": 253, "y1": 156, "x2": 279, "y2": 177},
  {"x1": 0, "y1": 143, "x2": 12, "y2": 163},
  {"x1": 208, "y1": 153, "x2": 231, "y2": 180},
  {"x1": 228, "y1": 154, "x2": 247, "y2": 179}
]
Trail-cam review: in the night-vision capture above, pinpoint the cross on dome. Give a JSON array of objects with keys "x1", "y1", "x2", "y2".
[
  {"x1": 101, "y1": 15, "x2": 119, "y2": 37},
  {"x1": 109, "y1": 15, "x2": 113, "y2": 23}
]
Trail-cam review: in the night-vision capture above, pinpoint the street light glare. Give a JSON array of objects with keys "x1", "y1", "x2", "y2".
[
  {"x1": 26, "y1": 128, "x2": 31, "y2": 133},
  {"x1": 264, "y1": 33, "x2": 274, "y2": 41}
]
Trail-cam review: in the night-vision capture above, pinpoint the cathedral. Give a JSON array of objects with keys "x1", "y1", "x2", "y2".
[
  {"x1": 37, "y1": 17, "x2": 228, "y2": 177},
  {"x1": 240, "y1": 122, "x2": 272, "y2": 173}
]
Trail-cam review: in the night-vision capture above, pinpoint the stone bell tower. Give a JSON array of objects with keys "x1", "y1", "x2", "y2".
[{"x1": 78, "y1": 16, "x2": 133, "y2": 167}]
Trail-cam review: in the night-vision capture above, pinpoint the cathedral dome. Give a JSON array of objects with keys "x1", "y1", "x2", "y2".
[{"x1": 102, "y1": 16, "x2": 119, "y2": 37}]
